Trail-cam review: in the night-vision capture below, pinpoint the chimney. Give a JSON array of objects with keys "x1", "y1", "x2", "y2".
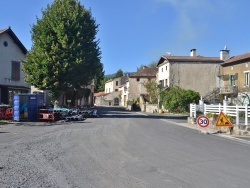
[
  {"x1": 220, "y1": 46, "x2": 230, "y2": 61},
  {"x1": 190, "y1": 49, "x2": 196, "y2": 57}
]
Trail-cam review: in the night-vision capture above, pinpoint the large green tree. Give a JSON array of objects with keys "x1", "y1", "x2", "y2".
[{"x1": 22, "y1": 0, "x2": 104, "y2": 101}]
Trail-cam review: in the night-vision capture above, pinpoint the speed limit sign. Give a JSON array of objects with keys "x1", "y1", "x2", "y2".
[{"x1": 196, "y1": 115, "x2": 210, "y2": 128}]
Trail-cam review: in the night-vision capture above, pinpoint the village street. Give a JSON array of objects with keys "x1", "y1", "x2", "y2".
[{"x1": 1, "y1": 106, "x2": 250, "y2": 188}]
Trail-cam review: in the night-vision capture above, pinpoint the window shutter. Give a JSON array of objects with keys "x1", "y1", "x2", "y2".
[{"x1": 11, "y1": 61, "x2": 20, "y2": 81}]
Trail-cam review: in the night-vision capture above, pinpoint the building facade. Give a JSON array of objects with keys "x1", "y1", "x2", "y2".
[
  {"x1": 157, "y1": 49, "x2": 223, "y2": 103},
  {"x1": 0, "y1": 28, "x2": 30, "y2": 104}
]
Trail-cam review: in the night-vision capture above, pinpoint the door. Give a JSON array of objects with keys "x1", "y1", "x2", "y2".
[{"x1": 28, "y1": 96, "x2": 37, "y2": 121}]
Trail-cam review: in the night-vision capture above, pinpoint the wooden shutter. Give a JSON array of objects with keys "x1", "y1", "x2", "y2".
[{"x1": 11, "y1": 61, "x2": 20, "y2": 81}]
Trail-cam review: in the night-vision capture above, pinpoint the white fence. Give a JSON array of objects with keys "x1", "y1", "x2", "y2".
[{"x1": 190, "y1": 103, "x2": 250, "y2": 125}]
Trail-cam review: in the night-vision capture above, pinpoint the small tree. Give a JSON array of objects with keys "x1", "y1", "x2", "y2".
[{"x1": 142, "y1": 79, "x2": 158, "y2": 104}]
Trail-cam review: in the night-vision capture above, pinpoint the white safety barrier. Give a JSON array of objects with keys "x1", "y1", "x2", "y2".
[{"x1": 190, "y1": 103, "x2": 250, "y2": 125}]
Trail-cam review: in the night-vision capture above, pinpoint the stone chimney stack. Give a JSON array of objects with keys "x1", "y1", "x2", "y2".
[
  {"x1": 220, "y1": 46, "x2": 230, "y2": 61},
  {"x1": 190, "y1": 49, "x2": 196, "y2": 57}
]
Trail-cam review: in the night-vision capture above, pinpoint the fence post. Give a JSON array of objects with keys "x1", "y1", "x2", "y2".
[
  {"x1": 194, "y1": 104, "x2": 197, "y2": 118},
  {"x1": 223, "y1": 101, "x2": 227, "y2": 114},
  {"x1": 204, "y1": 104, "x2": 207, "y2": 115},
  {"x1": 219, "y1": 103, "x2": 221, "y2": 113},
  {"x1": 190, "y1": 104, "x2": 192, "y2": 117},
  {"x1": 236, "y1": 105, "x2": 239, "y2": 125},
  {"x1": 245, "y1": 104, "x2": 248, "y2": 126}
]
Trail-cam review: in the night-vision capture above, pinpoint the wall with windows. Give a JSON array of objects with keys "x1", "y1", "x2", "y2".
[
  {"x1": 0, "y1": 31, "x2": 30, "y2": 104},
  {"x1": 158, "y1": 61, "x2": 170, "y2": 87},
  {"x1": 0, "y1": 32, "x2": 29, "y2": 88},
  {"x1": 104, "y1": 77, "x2": 121, "y2": 93},
  {"x1": 222, "y1": 61, "x2": 250, "y2": 92},
  {"x1": 128, "y1": 77, "x2": 151, "y2": 101}
]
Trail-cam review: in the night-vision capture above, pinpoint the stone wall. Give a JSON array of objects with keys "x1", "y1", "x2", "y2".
[{"x1": 145, "y1": 103, "x2": 158, "y2": 113}]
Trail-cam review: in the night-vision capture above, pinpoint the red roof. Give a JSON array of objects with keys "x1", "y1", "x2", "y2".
[
  {"x1": 94, "y1": 92, "x2": 109, "y2": 97},
  {"x1": 222, "y1": 52, "x2": 250, "y2": 65},
  {"x1": 157, "y1": 55, "x2": 222, "y2": 66},
  {"x1": 129, "y1": 67, "x2": 157, "y2": 78}
]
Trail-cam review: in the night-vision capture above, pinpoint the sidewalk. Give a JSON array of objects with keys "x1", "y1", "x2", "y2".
[{"x1": 137, "y1": 111, "x2": 250, "y2": 143}]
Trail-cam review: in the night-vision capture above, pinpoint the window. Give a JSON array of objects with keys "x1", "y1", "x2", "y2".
[
  {"x1": 3, "y1": 41, "x2": 8, "y2": 47},
  {"x1": 165, "y1": 79, "x2": 168, "y2": 87},
  {"x1": 166, "y1": 66, "x2": 167, "y2": 70},
  {"x1": 244, "y1": 72, "x2": 249, "y2": 87},
  {"x1": 11, "y1": 61, "x2": 20, "y2": 81},
  {"x1": 116, "y1": 81, "x2": 118, "y2": 86},
  {"x1": 162, "y1": 68, "x2": 163, "y2": 72},
  {"x1": 229, "y1": 75, "x2": 235, "y2": 86}
]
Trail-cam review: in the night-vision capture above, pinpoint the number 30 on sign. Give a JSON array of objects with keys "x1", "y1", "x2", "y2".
[{"x1": 196, "y1": 115, "x2": 210, "y2": 128}]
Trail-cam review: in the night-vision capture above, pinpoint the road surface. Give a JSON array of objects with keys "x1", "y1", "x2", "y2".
[{"x1": 0, "y1": 106, "x2": 250, "y2": 188}]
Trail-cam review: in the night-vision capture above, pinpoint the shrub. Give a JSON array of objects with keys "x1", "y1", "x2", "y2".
[{"x1": 160, "y1": 86, "x2": 200, "y2": 113}]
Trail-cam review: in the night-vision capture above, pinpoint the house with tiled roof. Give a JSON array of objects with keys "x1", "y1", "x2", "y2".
[
  {"x1": 0, "y1": 27, "x2": 30, "y2": 104},
  {"x1": 94, "y1": 74, "x2": 129, "y2": 106},
  {"x1": 157, "y1": 49, "x2": 223, "y2": 103},
  {"x1": 220, "y1": 50, "x2": 250, "y2": 104},
  {"x1": 128, "y1": 66, "x2": 157, "y2": 104}
]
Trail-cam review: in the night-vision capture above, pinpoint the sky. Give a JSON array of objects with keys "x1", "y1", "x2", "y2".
[{"x1": 1, "y1": 0, "x2": 250, "y2": 75}]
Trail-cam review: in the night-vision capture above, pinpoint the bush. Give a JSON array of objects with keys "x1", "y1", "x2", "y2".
[{"x1": 160, "y1": 86, "x2": 200, "y2": 113}]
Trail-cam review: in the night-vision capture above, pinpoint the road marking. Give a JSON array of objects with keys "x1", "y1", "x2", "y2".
[{"x1": 136, "y1": 112, "x2": 148, "y2": 116}]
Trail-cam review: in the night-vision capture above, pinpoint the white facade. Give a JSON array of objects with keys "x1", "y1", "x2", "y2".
[
  {"x1": 0, "y1": 32, "x2": 29, "y2": 88},
  {"x1": 105, "y1": 77, "x2": 121, "y2": 93},
  {"x1": 0, "y1": 28, "x2": 30, "y2": 104},
  {"x1": 157, "y1": 60, "x2": 170, "y2": 87},
  {"x1": 119, "y1": 81, "x2": 129, "y2": 106}
]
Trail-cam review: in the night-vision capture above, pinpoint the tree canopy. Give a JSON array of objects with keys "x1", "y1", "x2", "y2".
[
  {"x1": 114, "y1": 69, "x2": 123, "y2": 78},
  {"x1": 137, "y1": 61, "x2": 157, "y2": 71},
  {"x1": 22, "y1": 0, "x2": 104, "y2": 99}
]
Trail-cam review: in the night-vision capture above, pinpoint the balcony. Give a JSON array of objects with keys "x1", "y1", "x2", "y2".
[{"x1": 220, "y1": 85, "x2": 238, "y2": 94}]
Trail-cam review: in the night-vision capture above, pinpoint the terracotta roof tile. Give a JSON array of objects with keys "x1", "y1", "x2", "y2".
[
  {"x1": 129, "y1": 67, "x2": 157, "y2": 78},
  {"x1": 222, "y1": 52, "x2": 250, "y2": 65},
  {"x1": 0, "y1": 28, "x2": 8, "y2": 34},
  {"x1": 94, "y1": 92, "x2": 109, "y2": 97}
]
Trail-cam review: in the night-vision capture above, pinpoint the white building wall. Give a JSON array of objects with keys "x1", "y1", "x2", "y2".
[
  {"x1": 119, "y1": 81, "x2": 129, "y2": 106},
  {"x1": 0, "y1": 32, "x2": 29, "y2": 88},
  {"x1": 105, "y1": 80, "x2": 113, "y2": 93},
  {"x1": 158, "y1": 61, "x2": 170, "y2": 87}
]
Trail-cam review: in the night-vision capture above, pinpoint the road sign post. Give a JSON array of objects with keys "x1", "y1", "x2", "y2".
[{"x1": 197, "y1": 115, "x2": 210, "y2": 128}]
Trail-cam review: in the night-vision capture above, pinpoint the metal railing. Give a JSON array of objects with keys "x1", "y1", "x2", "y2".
[{"x1": 220, "y1": 85, "x2": 238, "y2": 94}]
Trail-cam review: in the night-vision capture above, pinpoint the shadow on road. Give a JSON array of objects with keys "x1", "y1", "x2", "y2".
[{"x1": 96, "y1": 106, "x2": 188, "y2": 121}]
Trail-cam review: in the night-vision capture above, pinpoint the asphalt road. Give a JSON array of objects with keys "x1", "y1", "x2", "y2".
[{"x1": 1, "y1": 106, "x2": 250, "y2": 188}]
